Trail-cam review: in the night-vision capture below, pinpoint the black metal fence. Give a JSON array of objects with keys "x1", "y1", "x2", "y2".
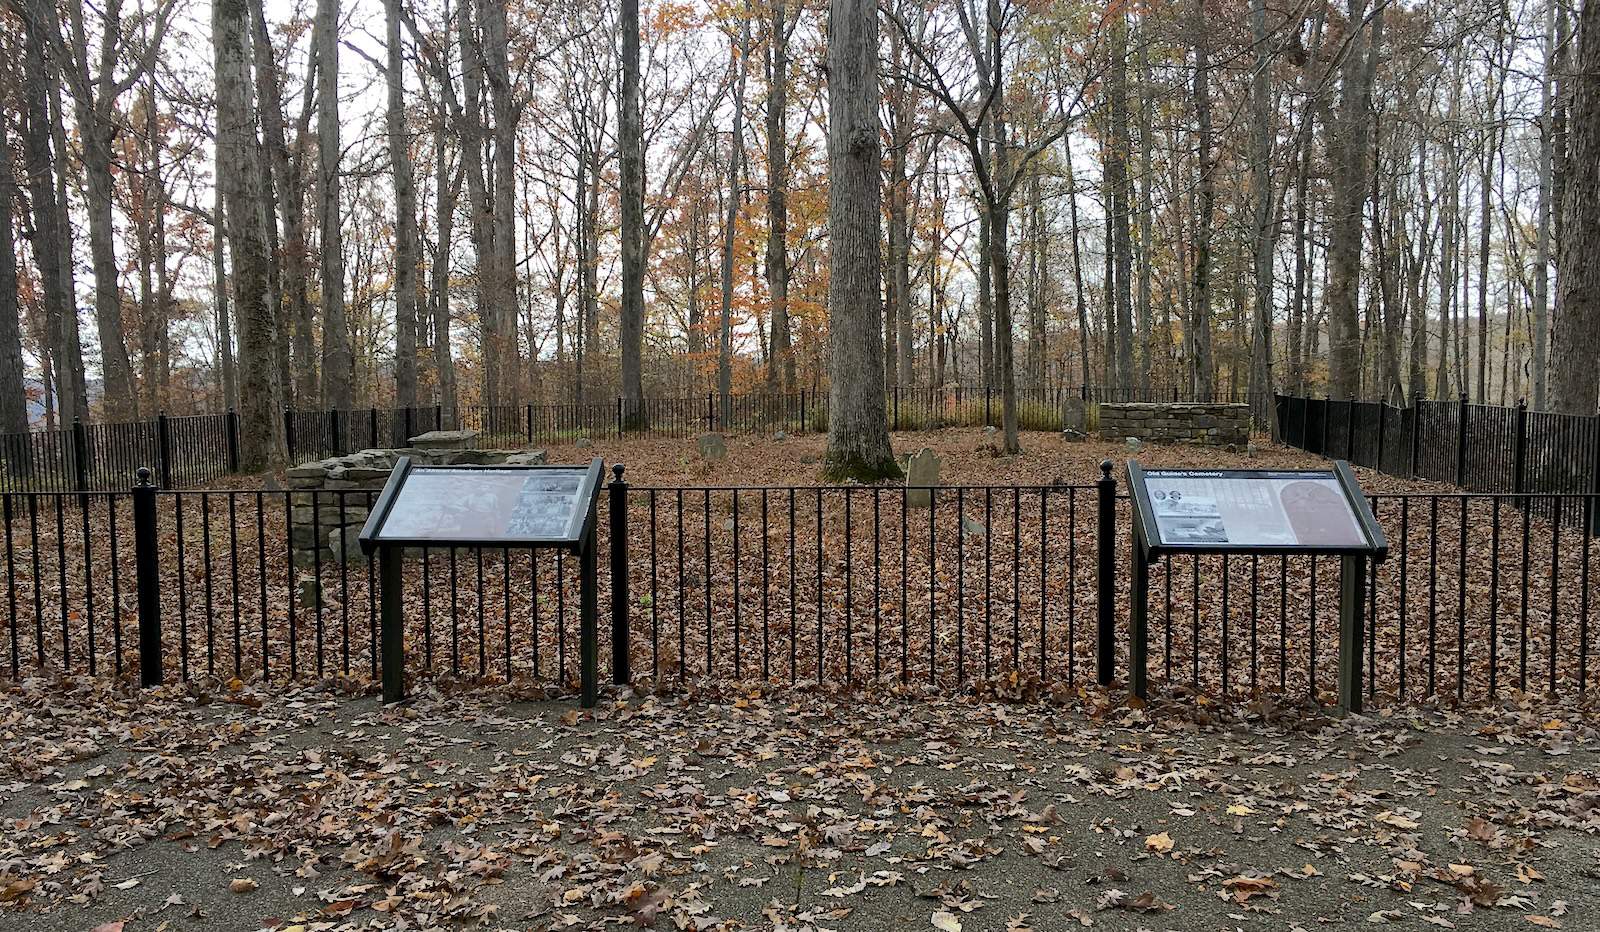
[
  {"x1": 1277, "y1": 394, "x2": 1600, "y2": 529},
  {"x1": 2, "y1": 464, "x2": 1594, "y2": 708},
  {"x1": 3, "y1": 387, "x2": 1277, "y2": 493}
]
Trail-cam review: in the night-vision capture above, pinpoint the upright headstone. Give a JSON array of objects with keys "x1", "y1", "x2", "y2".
[
  {"x1": 905, "y1": 448, "x2": 941, "y2": 507},
  {"x1": 1061, "y1": 395, "x2": 1088, "y2": 434},
  {"x1": 696, "y1": 432, "x2": 728, "y2": 462}
]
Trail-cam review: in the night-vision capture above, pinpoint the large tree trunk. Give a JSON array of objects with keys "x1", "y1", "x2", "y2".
[
  {"x1": 1531, "y1": 0, "x2": 1556, "y2": 410},
  {"x1": 1247, "y1": 0, "x2": 1278, "y2": 438},
  {"x1": 386, "y1": 0, "x2": 420, "y2": 410},
  {"x1": 214, "y1": 0, "x2": 287, "y2": 468},
  {"x1": 1325, "y1": 0, "x2": 1375, "y2": 400},
  {"x1": 619, "y1": 0, "x2": 646, "y2": 426},
  {"x1": 823, "y1": 0, "x2": 898, "y2": 481},
  {"x1": 18, "y1": 1, "x2": 88, "y2": 424},
  {"x1": 1134, "y1": 36, "x2": 1154, "y2": 397},
  {"x1": 1063, "y1": 139, "x2": 1091, "y2": 386},
  {"x1": 316, "y1": 0, "x2": 352, "y2": 412},
  {"x1": 0, "y1": 115, "x2": 28, "y2": 437},
  {"x1": 214, "y1": 185, "x2": 238, "y2": 411},
  {"x1": 58, "y1": 1, "x2": 138, "y2": 420},
  {"x1": 250, "y1": 0, "x2": 317, "y2": 407},
  {"x1": 483, "y1": 0, "x2": 521, "y2": 416},
  {"x1": 764, "y1": 0, "x2": 794, "y2": 396},
  {"x1": 1108, "y1": 12, "x2": 1135, "y2": 395},
  {"x1": 987, "y1": 0, "x2": 1020, "y2": 453},
  {"x1": 1550, "y1": 0, "x2": 1599, "y2": 415},
  {"x1": 455, "y1": 0, "x2": 496, "y2": 412},
  {"x1": 1190, "y1": 0, "x2": 1216, "y2": 399}
]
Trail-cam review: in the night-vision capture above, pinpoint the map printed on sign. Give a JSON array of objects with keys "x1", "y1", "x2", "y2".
[
  {"x1": 378, "y1": 466, "x2": 590, "y2": 543},
  {"x1": 1140, "y1": 469, "x2": 1366, "y2": 548}
]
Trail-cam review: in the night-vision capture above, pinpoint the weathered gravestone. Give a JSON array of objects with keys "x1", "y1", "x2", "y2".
[
  {"x1": 905, "y1": 448, "x2": 941, "y2": 507},
  {"x1": 1061, "y1": 395, "x2": 1088, "y2": 434},
  {"x1": 696, "y1": 432, "x2": 728, "y2": 462}
]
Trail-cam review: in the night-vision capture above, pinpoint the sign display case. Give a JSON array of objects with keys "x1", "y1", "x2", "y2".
[
  {"x1": 359, "y1": 457, "x2": 607, "y2": 706},
  {"x1": 1125, "y1": 460, "x2": 1387, "y2": 711}
]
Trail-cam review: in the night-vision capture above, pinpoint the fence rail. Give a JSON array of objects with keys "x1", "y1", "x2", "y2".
[
  {"x1": 2, "y1": 463, "x2": 1594, "y2": 708},
  {"x1": 4, "y1": 387, "x2": 1274, "y2": 493}
]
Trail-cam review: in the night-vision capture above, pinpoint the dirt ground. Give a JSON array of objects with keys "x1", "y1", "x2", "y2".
[
  {"x1": 514, "y1": 428, "x2": 1443, "y2": 493},
  {"x1": 1, "y1": 677, "x2": 1596, "y2": 932}
]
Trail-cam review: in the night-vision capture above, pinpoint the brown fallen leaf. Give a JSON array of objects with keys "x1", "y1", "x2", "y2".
[
  {"x1": 932, "y1": 910, "x2": 963, "y2": 931},
  {"x1": 229, "y1": 877, "x2": 258, "y2": 894},
  {"x1": 1144, "y1": 831, "x2": 1174, "y2": 854}
]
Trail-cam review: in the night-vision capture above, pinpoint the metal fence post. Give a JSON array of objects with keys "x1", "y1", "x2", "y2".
[
  {"x1": 1455, "y1": 393, "x2": 1468, "y2": 487},
  {"x1": 434, "y1": 402, "x2": 443, "y2": 431},
  {"x1": 893, "y1": 386, "x2": 900, "y2": 431},
  {"x1": 133, "y1": 467, "x2": 163, "y2": 687},
  {"x1": 1408, "y1": 402, "x2": 1421, "y2": 479},
  {"x1": 71, "y1": 416, "x2": 90, "y2": 495},
  {"x1": 1512, "y1": 398, "x2": 1528, "y2": 495},
  {"x1": 226, "y1": 407, "x2": 241, "y2": 473},
  {"x1": 706, "y1": 393, "x2": 715, "y2": 432},
  {"x1": 616, "y1": 397, "x2": 623, "y2": 438},
  {"x1": 156, "y1": 411, "x2": 173, "y2": 489},
  {"x1": 1345, "y1": 395, "x2": 1357, "y2": 461},
  {"x1": 1320, "y1": 396, "x2": 1330, "y2": 456},
  {"x1": 404, "y1": 406, "x2": 415, "y2": 443},
  {"x1": 329, "y1": 407, "x2": 342, "y2": 455},
  {"x1": 985, "y1": 387, "x2": 992, "y2": 427},
  {"x1": 609, "y1": 464, "x2": 630, "y2": 685},
  {"x1": 1096, "y1": 460, "x2": 1118, "y2": 687},
  {"x1": 1590, "y1": 414, "x2": 1600, "y2": 536},
  {"x1": 1374, "y1": 404, "x2": 1386, "y2": 472},
  {"x1": 284, "y1": 406, "x2": 297, "y2": 460},
  {"x1": 369, "y1": 407, "x2": 379, "y2": 448},
  {"x1": 526, "y1": 404, "x2": 534, "y2": 443}
]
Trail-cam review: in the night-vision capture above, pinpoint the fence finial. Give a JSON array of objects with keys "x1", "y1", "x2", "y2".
[
  {"x1": 1099, "y1": 459, "x2": 1113, "y2": 479},
  {"x1": 612, "y1": 462, "x2": 625, "y2": 481},
  {"x1": 135, "y1": 466, "x2": 153, "y2": 487}
]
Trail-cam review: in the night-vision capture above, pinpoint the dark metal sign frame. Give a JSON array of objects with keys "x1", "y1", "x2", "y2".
[
  {"x1": 357, "y1": 456, "x2": 607, "y2": 707},
  {"x1": 1125, "y1": 459, "x2": 1387, "y2": 712}
]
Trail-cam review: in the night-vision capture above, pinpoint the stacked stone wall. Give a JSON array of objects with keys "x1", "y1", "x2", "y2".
[
  {"x1": 287, "y1": 446, "x2": 546, "y2": 566},
  {"x1": 1096, "y1": 402, "x2": 1250, "y2": 447}
]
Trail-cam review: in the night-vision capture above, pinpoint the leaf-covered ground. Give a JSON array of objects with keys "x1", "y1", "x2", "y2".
[{"x1": 3, "y1": 677, "x2": 1597, "y2": 931}]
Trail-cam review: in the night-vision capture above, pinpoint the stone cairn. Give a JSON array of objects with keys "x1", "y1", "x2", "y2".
[
  {"x1": 286, "y1": 429, "x2": 547, "y2": 567},
  {"x1": 1095, "y1": 402, "x2": 1251, "y2": 448}
]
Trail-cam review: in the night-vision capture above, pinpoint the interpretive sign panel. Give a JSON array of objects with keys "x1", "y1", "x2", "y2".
[
  {"x1": 361, "y1": 458, "x2": 603, "y2": 549},
  {"x1": 359, "y1": 456, "x2": 609, "y2": 707},
  {"x1": 1123, "y1": 458, "x2": 1386, "y2": 712},
  {"x1": 1138, "y1": 468, "x2": 1367, "y2": 549}
]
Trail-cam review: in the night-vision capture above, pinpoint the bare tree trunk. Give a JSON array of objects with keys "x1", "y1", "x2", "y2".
[
  {"x1": 765, "y1": 0, "x2": 794, "y2": 396},
  {"x1": 1190, "y1": 0, "x2": 1216, "y2": 399},
  {"x1": 1109, "y1": 12, "x2": 1135, "y2": 395},
  {"x1": 1135, "y1": 35, "x2": 1154, "y2": 397},
  {"x1": 248, "y1": 0, "x2": 316, "y2": 407},
  {"x1": 483, "y1": 0, "x2": 521, "y2": 414},
  {"x1": 18, "y1": 0, "x2": 88, "y2": 424},
  {"x1": 315, "y1": 0, "x2": 352, "y2": 411},
  {"x1": 1532, "y1": 0, "x2": 1556, "y2": 410},
  {"x1": 1248, "y1": 0, "x2": 1279, "y2": 438},
  {"x1": 619, "y1": 0, "x2": 646, "y2": 425},
  {"x1": 718, "y1": 12, "x2": 749, "y2": 427},
  {"x1": 824, "y1": 0, "x2": 898, "y2": 481},
  {"x1": 1064, "y1": 139, "x2": 1091, "y2": 387},
  {"x1": 0, "y1": 114, "x2": 28, "y2": 437},
  {"x1": 384, "y1": 0, "x2": 420, "y2": 410},
  {"x1": 1550, "y1": 0, "x2": 1599, "y2": 414},
  {"x1": 56, "y1": 1, "x2": 148, "y2": 420},
  {"x1": 1325, "y1": 0, "x2": 1375, "y2": 400},
  {"x1": 214, "y1": 185, "x2": 238, "y2": 411},
  {"x1": 215, "y1": 0, "x2": 286, "y2": 468}
]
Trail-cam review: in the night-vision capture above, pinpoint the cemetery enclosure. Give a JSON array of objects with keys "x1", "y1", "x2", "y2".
[{"x1": 0, "y1": 434, "x2": 1595, "y2": 708}]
